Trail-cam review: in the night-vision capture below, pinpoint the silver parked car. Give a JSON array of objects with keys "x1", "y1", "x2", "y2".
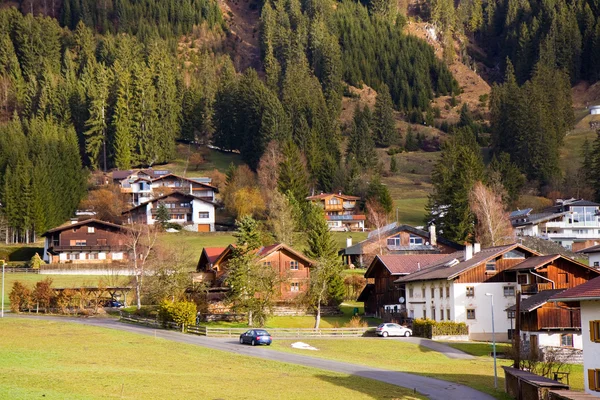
[{"x1": 376, "y1": 323, "x2": 412, "y2": 337}]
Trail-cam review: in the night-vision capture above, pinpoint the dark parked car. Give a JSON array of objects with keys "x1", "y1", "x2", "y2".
[
  {"x1": 239, "y1": 329, "x2": 272, "y2": 346},
  {"x1": 105, "y1": 300, "x2": 124, "y2": 308}
]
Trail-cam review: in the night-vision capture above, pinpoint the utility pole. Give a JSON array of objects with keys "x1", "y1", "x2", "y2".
[
  {"x1": 486, "y1": 293, "x2": 498, "y2": 389},
  {"x1": 514, "y1": 291, "x2": 521, "y2": 369},
  {"x1": 1, "y1": 259, "x2": 5, "y2": 318}
]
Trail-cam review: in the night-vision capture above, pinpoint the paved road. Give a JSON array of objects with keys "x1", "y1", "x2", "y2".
[
  {"x1": 399, "y1": 337, "x2": 476, "y2": 360},
  {"x1": 8, "y1": 316, "x2": 494, "y2": 400}
]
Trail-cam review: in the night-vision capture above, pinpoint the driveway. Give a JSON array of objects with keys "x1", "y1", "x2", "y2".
[
  {"x1": 396, "y1": 337, "x2": 476, "y2": 360},
  {"x1": 7, "y1": 315, "x2": 495, "y2": 400}
]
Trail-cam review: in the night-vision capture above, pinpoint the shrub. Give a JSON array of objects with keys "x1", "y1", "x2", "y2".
[
  {"x1": 412, "y1": 319, "x2": 468, "y2": 338},
  {"x1": 9, "y1": 281, "x2": 31, "y2": 313},
  {"x1": 158, "y1": 300, "x2": 197, "y2": 332},
  {"x1": 345, "y1": 316, "x2": 368, "y2": 328}
]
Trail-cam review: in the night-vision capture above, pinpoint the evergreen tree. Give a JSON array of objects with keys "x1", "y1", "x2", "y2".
[
  {"x1": 83, "y1": 63, "x2": 110, "y2": 170},
  {"x1": 155, "y1": 203, "x2": 170, "y2": 229},
  {"x1": 404, "y1": 127, "x2": 418, "y2": 151},
  {"x1": 346, "y1": 105, "x2": 375, "y2": 170},
  {"x1": 372, "y1": 84, "x2": 396, "y2": 147},
  {"x1": 278, "y1": 139, "x2": 310, "y2": 204},
  {"x1": 366, "y1": 176, "x2": 394, "y2": 214},
  {"x1": 389, "y1": 155, "x2": 398, "y2": 174}
]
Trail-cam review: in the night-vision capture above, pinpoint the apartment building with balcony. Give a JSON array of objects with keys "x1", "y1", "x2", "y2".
[
  {"x1": 511, "y1": 199, "x2": 600, "y2": 251},
  {"x1": 42, "y1": 219, "x2": 129, "y2": 264},
  {"x1": 306, "y1": 192, "x2": 365, "y2": 231},
  {"x1": 123, "y1": 191, "x2": 216, "y2": 232}
]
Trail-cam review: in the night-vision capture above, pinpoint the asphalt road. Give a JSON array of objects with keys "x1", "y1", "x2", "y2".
[{"x1": 7, "y1": 315, "x2": 495, "y2": 400}]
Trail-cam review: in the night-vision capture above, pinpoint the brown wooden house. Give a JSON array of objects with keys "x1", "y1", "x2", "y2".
[
  {"x1": 42, "y1": 219, "x2": 129, "y2": 264},
  {"x1": 193, "y1": 243, "x2": 315, "y2": 302}
]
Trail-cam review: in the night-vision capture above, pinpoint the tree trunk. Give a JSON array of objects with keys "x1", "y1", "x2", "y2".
[
  {"x1": 314, "y1": 292, "x2": 323, "y2": 329},
  {"x1": 135, "y1": 273, "x2": 142, "y2": 310},
  {"x1": 248, "y1": 310, "x2": 253, "y2": 327}
]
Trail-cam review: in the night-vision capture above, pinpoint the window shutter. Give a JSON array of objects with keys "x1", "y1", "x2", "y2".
[
  {"x1": 589, "y1": 369, "x2": 597, "y2": 391},
  {"x1": 592, "y1": 321, "x2": 596, "y2": 342}
]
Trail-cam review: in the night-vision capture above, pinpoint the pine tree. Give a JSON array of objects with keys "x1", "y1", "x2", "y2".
[
  {"x1": 155, "y1": 203, "x2": 170, "y2": 229},
  {"x1": 372, "y1": 84, "x2": 396, "y2": 147},
  {"x1": 112, "y1": 62, "x2": 135, "y2": 169},
  {"x1": 277, "y1": 139, "x2": 309, "y2": 204},
  {"x1": 346, "y1": 105, "x2": 376, "y2": 170},
  {"x1": 389, "y1": 155, "x2": 398, "y2": 174},
  {"x1": 83, "y1": 63, "x2": 110, "y2": 170}
]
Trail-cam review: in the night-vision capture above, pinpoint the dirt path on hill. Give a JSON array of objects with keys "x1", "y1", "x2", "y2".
[{"x1": 219, "y1": 0, "x2": 261, "y2": 72}]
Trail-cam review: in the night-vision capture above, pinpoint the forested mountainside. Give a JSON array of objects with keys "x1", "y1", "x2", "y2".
[{"x1": 0, "y1": 0, "x2": 599, "y2": 243}]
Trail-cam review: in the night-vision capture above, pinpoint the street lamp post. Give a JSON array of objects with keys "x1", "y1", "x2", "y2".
[
  {"x1": 1, "y1": 259, "x2": 5, "y2": 318},
  {"x1": 486, "y1": 292, "x2": 498, "y2": 389}
]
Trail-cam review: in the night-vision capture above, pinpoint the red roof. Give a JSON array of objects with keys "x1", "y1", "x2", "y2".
[
  {"x1": 551, "y1": 275, "x2": 600, "y2": 301},
  {"x1": 366, "y1": 254, "x2": 450, "y2": 277},
  {"x1": 203, "y1": 247, "x2": 226, "y2": 264},
  {"x1": 306, "y1": 193, "x2": 361, "y2": 201}
]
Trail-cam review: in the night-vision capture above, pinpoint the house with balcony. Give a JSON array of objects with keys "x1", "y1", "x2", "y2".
[
  {"x1": 192, "y1": 243, "x2": 315, "y2": 302},
  {"x1": 511, "y1": 199, "x2": 600, "y2": 251},
  {"x1": 112, "y1": 168, "x2": 170, "y2": 185},
  {"x1": 42, "y1": 219, "x2": 129, "y2": 264},
  {"x1": 119, "y1": 172, "x2": 217, "y2": 206},
  {"x1": 340, "y1": 223, "x2": 463, "y2": 268},
  {"x1": 552, "y1": 276, "x2": 600, "y2": 396},
  {"x1": 306, "y1": 193, "x2": 365, "y2": 231},
  {"x1": 123, "y1": 191, "x2": 216, "y2": 232}
]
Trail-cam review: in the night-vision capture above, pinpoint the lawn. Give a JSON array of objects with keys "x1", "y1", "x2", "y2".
[
  {"x1": 443, "y1": 341, "x2": 512, "y2": 357},
  {"x1": 159, "y1": 143, "x2": 244, "y2": 176},
  {"x1": 0, "y1": 318, "x2": 424, "y2": 400},
  {"x1": 270, "y1": 338, "x2": 514, "y2": 400},
  {"x1": 2, "y1": 273, "x2": 110, "y2": 308}
]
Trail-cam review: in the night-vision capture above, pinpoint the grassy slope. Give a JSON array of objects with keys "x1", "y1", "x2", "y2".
[
  {"x1": 158, "y1": 143, "x2": 244, "y2": 177},
  {"x1": 0, "y1": 318, "x2": 423, "y2": 400}
]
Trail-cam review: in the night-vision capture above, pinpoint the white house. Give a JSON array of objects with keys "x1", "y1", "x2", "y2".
[
  {"x1": 124, "y1": 191, "x2": 217, "y2": 232},
  {"x1": 511, "y1": 199, "x2": 600, "y2": 251},
  {"x1": 552, "y1": 276, "x2": 600, "y2": 396},
  {"x1": 119, "y1": 173, "x2": 217, "y2": 206},
  {"x1": 578, "y1": 244, "x2": 600, "y2": 269},
  {"x1": 397, "y1": 243, "x2": 600, "y2": 342}
]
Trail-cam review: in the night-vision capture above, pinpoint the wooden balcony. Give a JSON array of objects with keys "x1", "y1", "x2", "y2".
[
  {"x1": 324, "y1": 204, "x2": 343, "y2": 211},
  {"x1": 521, "y1": 283, "x2": 554, "y2": 294},
  {"x1": 151, "y1": 207, "x2": 191, "y2": 214},
  {"x1": 51, "y1": 245, "x2": 128, "y2": 252}
]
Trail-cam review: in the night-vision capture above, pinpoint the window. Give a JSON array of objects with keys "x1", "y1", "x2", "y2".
[
  {"x1": 409, "y1": 235, "x2": 423, "y2": 246},
  {"x1": 439, "y1": 287, "x2": 444, "y2": 298},
  {"x1": 408, "y1": 287, "x2": 414, "y2": 298},
  {"x1": 466, "y1": 309, "x2": 476, "y2": 319},
  {"x1": 504, "y1": 250, "x2": 526, "y2": 259},
  {"x1": 421, "y1": 287, "x2": 426, "y2": 298},
  {"x1": 423, "y1": 309, "x2": 427, "y2": 319},
  {"x1": 446, "y1": 287, "x2": 450, "y2": 298},
  {"x1": 589, "y1": 369, "x2": 600, "y2": 391},
  {"x1": 431, "y1": 287, "x2": 435, "y2": 298},
  {"x1": 466, "y1": 286, "x2": 475, "y2": 297},
  {"x1": 594, "y1": 262, "x2": 599, "y2": 267},
  {"x1": 387, "y1": 236, "x2": 401, "y2": 247},
  {"x1": 68, "y1": 253, "x2": 79, "y2": 260},
  {"x1": 504, "y1": 286, "x2": 515, "y2": 296},
  {"x1": 87, "y1": 227, "x2": 95, "y2": 233},
  {"x1": 431, "y1": 307, "x2": 436, "y2": 321},
  {"x1": 198, "y1": 212, "x2": 209, "y2": 219},
  {"x1": 446, "y1": 309, "x2": 451, "y2": 320},
  {"x1": 485, "y1": 260, "x2": 497, "y2": 272},
  {"x1": 518, "y1": 274, "x2": 529, "y2": 285},
  {"x1": 561, "y1": 334, "x2": 573, "y2": 347},
  {"x1": 75, "y1": 240, "x2": 86, "y2": 246},
  {"x1": 290, "y1": 282, "x2": 299, "y2": 292},
  {"x1": 440, "y1": 309, "x2": 444, "y2": 321},
  {"x1": 88, "y1": 253, "x2": 98, "y2": 260},
  {"x1": 507, "y1": 310, "x2": 515, "y2": 319},
  {"x1": 263, "y1": 261, "x2": 272, "y2": 267},
  {"x1": 289, "y1": 261, "x2": 299, "y2": 270},
  {"x1": 591, "y1": 320, "x2": 600, "y2": 343}
]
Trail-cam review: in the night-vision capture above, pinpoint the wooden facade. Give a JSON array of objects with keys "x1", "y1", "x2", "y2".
[
  {"x1": 194, "y1": 244, "x2": 313, "y2": 302},
  {"x1": 520, "y1": 302, "x2": 581, "y2": 331},
  {"x1": 43, "y1": 220, "x2": 128, "y2": 264},
  {"x1": 369, "y1": 261, "x2": 404, "y2": 316}
]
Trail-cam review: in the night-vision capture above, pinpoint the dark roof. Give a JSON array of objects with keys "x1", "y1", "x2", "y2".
[
  {"x1": 512, "y1": 212, "x2": 568, "y2": 227},
  {"x1": 357, "y1": 284, "x2": 374, "y2": 302},
  {"x1": 213, "y1": 243, "x2": 316, "y2": 267},
  {"x1": 42, "y1": 219, "x2": 127, "y2": 236},
  {"x1": 112, "y1": 169, "x2": 169, "y2": 180},
  {"x1": 509, "y1": 208, "x2": 533, "y2": 219},
  {"x1": 501, "y1": 367, "x2": 569, "y2": 389},
  {"x1": 551, "y1": 275, "x2": 600, "y2": 301},
  {"x1": 507, "y1": 255, "x2": 561, "y2": 271},
  {"x1": 563, "y1": 199, "x2": 600, "y2": 207},
  {"x1": 396, "y1": 244, "x2": 538, "y2": 283},
  {"x1": 576, "y1": 243, "x2": 600, "y2": 254},
  {"x1": 123, "y1": 191, "x2": 217, "y2": 213},
  {"x1": 342, "y1": 224, "x2": 463, "y2": 256},
  {"x1": 306, "y1": 193, "x2": 360, "y2": 201},
  {"x1": 506, "y1": 289, "x2": 566, "y2": 312},
  {"x1": 365, "y1": 254, "x2": 450, "y2": 278},
  {"x1": 151, "y1": 173, "x2": 218, "y2": 192}
]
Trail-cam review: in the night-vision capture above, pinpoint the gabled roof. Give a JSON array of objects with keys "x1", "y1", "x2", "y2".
[
  {"x1": 151, "y1": 173, "x2": 218, "y2": 192},
  {"x1": 561, "y1": 199, "x2": 600, "y2": 207},
  {"x1": 123, "y1": 191, "x2": 217, "y2": 213},
  {"x1": 211, "y1": 243, "x2": 316, "y2": 268},
  {"x1": 396, "y1": 243, "x2": 539, "y2": 283},
  {"x1": 112, "y1": 169, "x2": 169, "y2": 180},
  {"x1": 306, "y1": 193, "x2": 360, "y2": 201},
  {"x1": 512, "y1": 212, "x2": 569, "y2": 227},
  {"x1": 42, "y1": 219, "x2": 127, "y2": 236},
  {"x1": 506, "y1": 254, "x2": 561, "y2": 271},
  {"x1": 203, "y1": 247, "x2": 227, "y2": 264},
  {"x1": 364, "y1": 254, "x2": 450, "y2": 278},
  {"x1": 551, "y1": 275, "x2": 600, "y2": 302},
  {"x1": 342, "y1": 224, "x2": 463, "y2": 256},
  {"x1": 576, "y1": 243, "x2": 600, "y2": 254},
  {"x1": 506, "y1": 289, "x2": 566, "y2": 312},
  {"x1": 357, "y1": 284, "x2": 374, "y2": 302}
]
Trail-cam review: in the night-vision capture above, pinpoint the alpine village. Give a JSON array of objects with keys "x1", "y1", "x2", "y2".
[{"x1": 5, "y1": 0, "x2": 600, "y2": 399}]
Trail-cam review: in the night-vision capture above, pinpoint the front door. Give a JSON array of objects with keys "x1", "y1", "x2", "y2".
[{"x1": 530, "y1": 335, "x2": 538, "y2": 357}]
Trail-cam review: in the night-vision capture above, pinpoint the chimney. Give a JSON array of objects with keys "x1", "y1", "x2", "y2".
[
  {"x1": 429, "y1": 224, "x2": 437, "y2": 246},
  {"x1": 464, "y1": 244, "x2": 473, "y2": 261},
  {"x1": 417, "y1": 262, "x2": 421, "y2": 271},
  {"x1": 338, "y1": 190, "x2": 342, "y2": 195},
  {"x1": 70, "y1": 218, "x2": 78, "y2": 225},
  {"x1": 346, "y1": 237, "x2": 353, "y2": 248},
  {"x1": 473, "y1": 243, "x2": 481, "y2": 254}
]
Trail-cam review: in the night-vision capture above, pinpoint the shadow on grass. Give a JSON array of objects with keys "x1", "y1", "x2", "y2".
[{"x1": 313, "y1": 373, "x2": 425, "y2": 399}]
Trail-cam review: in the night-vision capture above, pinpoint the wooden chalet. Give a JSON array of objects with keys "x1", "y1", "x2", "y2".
[
  {"x1": 193, "y1": 243, "x2": 315, "y2": 301},
  {"x1": 42, "y1": 219, "x2": 129, "y2": 264}
]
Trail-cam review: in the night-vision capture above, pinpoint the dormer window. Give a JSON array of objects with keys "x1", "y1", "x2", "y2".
[
  {"x1": 485, "y1": 260, "x2": 497, "y2": 272},
  {"x1": 409, "y1": 235, "x2": 423, "y2": 246},
  {"x1": 504, "y1": 250, "x2": 526, "y2": 259}
]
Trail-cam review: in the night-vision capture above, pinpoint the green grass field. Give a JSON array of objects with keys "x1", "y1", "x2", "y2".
[
  {"x1": 2, "y1": 274, "x2": 111, "y2": 308},
  {"x1": 159, "y1": 144, "x2": 244, "y2": 176},
  {"x1": 0, "y1": 318, "x2": 423, "y2": 400}
]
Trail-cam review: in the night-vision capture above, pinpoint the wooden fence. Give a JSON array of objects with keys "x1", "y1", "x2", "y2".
[
  {"x1": 2, "y1": 267, "x2": 39, "y2": 273},
  {"x1": 120, "y1": 314, "x2": 374, "y2": 338}
]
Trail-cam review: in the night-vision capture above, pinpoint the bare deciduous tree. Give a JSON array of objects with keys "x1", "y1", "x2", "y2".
[
  {"x1": 469, "y1": 181, "x2": 514, "y2": 247},
  {"x1": 80, "y1": 185, "x2": 129, "y2": 224},
  {"x1": 126, "y1": 224, "x2": 159, "y2": 309},
  {"x1": 257, "y1": 140, "x2": 282, "y2": 199},
  {"x1": 366, "y1": 198, "x2": 389, "y2": 256}
]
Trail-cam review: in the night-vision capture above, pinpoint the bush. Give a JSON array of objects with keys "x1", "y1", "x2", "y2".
[
  {"x1": 345, "y1": 315, "x2": 368, "y2": 328},
  {"x1": 158, "y1": 300, "x2": 197, "y2": 332},
  {"x1": 9, "y1": 281, "x2": 31, "y2": 313},
  {"x1": 412, "y1": 319, "x2": 468, "y2": 338}
]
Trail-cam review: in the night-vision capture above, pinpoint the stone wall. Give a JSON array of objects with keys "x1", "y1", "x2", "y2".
[{"x1": 540, "y1": 346, "x2": 583, "y2": 365}]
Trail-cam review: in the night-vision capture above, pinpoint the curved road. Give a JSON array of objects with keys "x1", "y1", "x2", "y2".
[{"x1": 9, "y1": 316, "x2": 494, "y2": 400}]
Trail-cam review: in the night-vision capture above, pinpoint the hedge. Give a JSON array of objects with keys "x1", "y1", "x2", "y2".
[{"x1": 412, "y1": 319, "x2": 468, "y2": 338}]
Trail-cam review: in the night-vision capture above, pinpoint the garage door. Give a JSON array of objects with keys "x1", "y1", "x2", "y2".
[{"x1": 198, "y1": 224, "x2": 210, "y2": 232}]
